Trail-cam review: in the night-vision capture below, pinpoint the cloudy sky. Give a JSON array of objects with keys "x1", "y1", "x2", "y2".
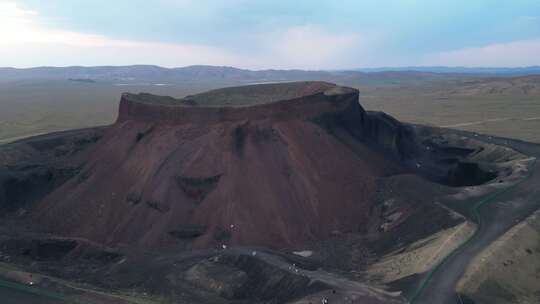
[{"x1": 1, "y1": 0, "x2": 540, "y2": 69}]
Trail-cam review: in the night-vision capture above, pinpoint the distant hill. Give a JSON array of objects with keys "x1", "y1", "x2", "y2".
[
  {"x1": 355, "y1": 66, "x2": 540, "y2": 75},
  {"x1": 0, "y1": 65, "x2": 460, "y2": 87},
  {"x1": 438, "y1": 74, "x2": 540, "y2": 96},
  {"x1": 0, "y1": 65, "x2": 325, "y2": 82},
  {"x1": 2, "y1": 65, "x2": 539, "y2": 84}
]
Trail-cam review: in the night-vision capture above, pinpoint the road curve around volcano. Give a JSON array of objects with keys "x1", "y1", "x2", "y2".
[{"x1": 410, "y1": 129, "x2": 540, "y2": 304}]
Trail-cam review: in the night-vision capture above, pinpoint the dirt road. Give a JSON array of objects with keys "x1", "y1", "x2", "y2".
[{"x1": 410, "y1": 130, "x2": 540, "y2": 304}]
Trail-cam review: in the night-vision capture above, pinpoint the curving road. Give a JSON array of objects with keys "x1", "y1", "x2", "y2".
[
  {"x1": 0, "y1": 280, "x2": 64, "y2": 304},
  {"x1": 410, "y1": 130, "x2": 540, "y2": 304}
]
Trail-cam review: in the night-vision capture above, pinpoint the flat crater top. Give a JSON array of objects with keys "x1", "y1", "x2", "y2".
[{"x1": 124, "y1": 81, "x2": 355, "y2": 107}]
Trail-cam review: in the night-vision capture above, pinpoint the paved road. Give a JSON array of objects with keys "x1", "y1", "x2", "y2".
[
  {"x1": 0, "y1": 281, "x2": 64, "y2": 304},
  {"x1": 0, "y1": 287, "x2": 62, "y2": 304},
  {"x1": 411, "y1": 130, "x2": 540, "y2": 304}
]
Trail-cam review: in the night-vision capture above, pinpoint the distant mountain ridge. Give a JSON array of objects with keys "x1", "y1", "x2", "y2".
[
  {"x1": 355, "y1": 66, "x2": 540, "y2": 75},
  {"x1": 0, "y1": 65, "x2": 456, "y2": 86},
  {"x1": 0, "y1": 65, "x2": 336, "y2": 82},
  {"x1": 1, "y1": 65, "x2": 539, "y2": 88}
]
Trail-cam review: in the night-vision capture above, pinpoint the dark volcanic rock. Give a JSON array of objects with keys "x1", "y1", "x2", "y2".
[
  {"x1": 0, "y1": 128, "x2": 104, "y2": 212},
  {"x1": 169, "y1": 225, "x2": 208, "y2": 239},
  {"x1": 217, "y1": 253, "x2": 327, "y2": 302},
  {"x1": 18, "y1": 81, "x2": 503, "y2": 250},
  {"x1": 184, "y1": 259, "x2": 249, "y2": 299},
  {"x1": 182, "y1": 253, "x2": 327, "y2": 302},
  {"x1": 446, "y1": 161, "x2": 497, "y2": 187},
  {"x1": 32, "y1": 81, "x2": 404, "y2": 249},
  {"x1": 0, "y1": 81, "x2": 525, "y2": 304}
]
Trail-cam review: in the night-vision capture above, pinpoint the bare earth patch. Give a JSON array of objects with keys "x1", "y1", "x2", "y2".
[{"x1": 367, "y1": 220, "x2": 475, "y2": 283}]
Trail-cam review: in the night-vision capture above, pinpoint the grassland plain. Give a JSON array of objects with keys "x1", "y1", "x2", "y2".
[
  {"x1": 360, "y1": 89, "x2": 540, "y2": 143},
  {"x1": 0, "y1": 80, "x2": 216, "y2": 143},
  {"x1": 1, "y1": 72, "x2": 540, "y2": 144}
]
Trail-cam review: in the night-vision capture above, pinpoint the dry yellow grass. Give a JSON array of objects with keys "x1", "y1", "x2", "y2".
[{"x1": 457, "y1": 209, "x2": 540, "y2": 304}]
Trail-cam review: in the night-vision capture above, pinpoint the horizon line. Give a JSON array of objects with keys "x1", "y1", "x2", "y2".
[{"x1": 1, "y1": 64, "x2": 540, "y2": 73}]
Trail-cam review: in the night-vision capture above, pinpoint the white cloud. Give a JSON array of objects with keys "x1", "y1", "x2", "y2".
[
  {"x1": 255, "y1": 25, "x2": 374, "y2": 70},
  {"x1": 0, "y1": 1, "x2": 376, "y2": 69},
  {"x1": 0, "y1": 1, "x2": 243, "y2": 67},
  {"x1": 424, "y1": 39, "x2": 540, "y2": 67},
  {"x1": 3, "y1": 1, "x2": 540, "y2": 69},
  {"x1": 0, "y1": 1, "x2": 36, "y2": 18}
]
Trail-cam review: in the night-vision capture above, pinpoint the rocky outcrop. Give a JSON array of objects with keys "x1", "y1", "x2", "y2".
[
  {"x1": 31, "y1": 82, "x2": 405, "y2": 249},
  {"x1": 0, "y1": 128, "x2": 104, "y2": 212},
  {"x1": 116, "y1": 82, "x2": 359, "y2": 124},
  {"x1": 24, "y1": 82, "x2": 506, "y2": 249}
]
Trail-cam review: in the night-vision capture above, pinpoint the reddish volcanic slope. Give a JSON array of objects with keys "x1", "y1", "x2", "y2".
[{"x1": 33, "y1": 82, "x2": 402, "y2": 249}]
